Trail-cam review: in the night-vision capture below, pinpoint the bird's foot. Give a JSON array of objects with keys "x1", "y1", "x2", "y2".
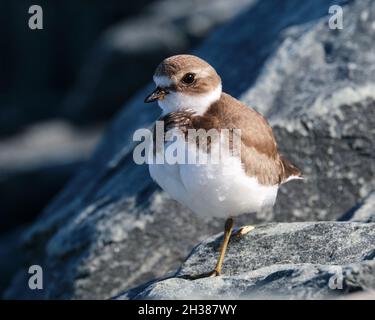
[
  {"x1": 180, "y1": 269, "x2": 220, "y2": 280},
  {"x1": 232, "y1": 225, "x2": 255, "y2": 237}
]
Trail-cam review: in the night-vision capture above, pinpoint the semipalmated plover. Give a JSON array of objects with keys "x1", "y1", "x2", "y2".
[{"x1": 144, "y1": 54, "x2": 302, "y2": 278}]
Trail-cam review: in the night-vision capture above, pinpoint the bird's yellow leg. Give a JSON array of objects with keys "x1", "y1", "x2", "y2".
[
  {"x1": 213, "y1": 217, "x2": 234, "y2": 276},
  {"x1": 187, "y1": 217, "x2": 234, "y2": 279}
]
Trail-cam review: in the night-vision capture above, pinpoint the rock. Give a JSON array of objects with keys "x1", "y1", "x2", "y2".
[
  {"x1": 4, "y1": 0, "x2": 375, "y2": 299},
  {"x1": 240, "y1": 0, "x2": 375, "y2": 221},
  {"x1": 0, "y1": 228, "x2": 26, "y2": 295},
  {"x1": 120, "y1": 194, "x2": 375, "y2": 300},
  {"x1": 347, "y1": 191, "x2": 375, "y2": 223},
  {"x1": 119, "y1": 222, "x2": 375, "y2": 299},
  {"x1": 340, "y1": 290, "x2": 375, "y2": 300}
]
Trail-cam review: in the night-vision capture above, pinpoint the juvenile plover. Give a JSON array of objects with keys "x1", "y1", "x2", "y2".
[{"x1": 144, "y1": 54, "x2": 302, "y2": 278}]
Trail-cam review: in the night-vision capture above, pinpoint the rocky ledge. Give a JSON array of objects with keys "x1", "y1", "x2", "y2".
[{"x1": 119, "y1": 220, "x2": 375, "y2": 300}]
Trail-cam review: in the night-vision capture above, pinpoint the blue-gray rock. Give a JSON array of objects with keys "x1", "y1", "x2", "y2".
[
  {"x1": 348, "y1": 191, "x2": 375, "y2": 223},
  {"x1": 119, "y1": 222, "x2": 375, "y2": 299}
]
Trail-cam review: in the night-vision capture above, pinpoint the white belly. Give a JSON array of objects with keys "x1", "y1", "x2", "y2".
[{"x1": 148, "y1": 141, "x2": 278, "y2": 218}]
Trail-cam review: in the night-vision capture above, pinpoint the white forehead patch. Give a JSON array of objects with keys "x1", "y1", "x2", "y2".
[{"x1": 153, "y1": 76, "x2": 173, "y2": 88}]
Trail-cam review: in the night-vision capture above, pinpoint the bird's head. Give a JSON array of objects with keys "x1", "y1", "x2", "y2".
[{"x1": 144, "y1": 55, "x2": 222, "y2": 115}]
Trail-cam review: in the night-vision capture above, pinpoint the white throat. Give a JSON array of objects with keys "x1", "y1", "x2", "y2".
[{"x1": 153, "y1": 76, "x2": 222, "y2": 115}]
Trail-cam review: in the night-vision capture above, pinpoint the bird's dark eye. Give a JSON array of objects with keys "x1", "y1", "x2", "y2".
[{"x1": 181, "y1": 73, "x2": 195, "y2": 84}]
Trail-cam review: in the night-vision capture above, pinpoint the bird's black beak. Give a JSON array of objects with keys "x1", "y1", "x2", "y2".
[{"x1": 144, "y1": 87, "x2": 168, "y2": 103}]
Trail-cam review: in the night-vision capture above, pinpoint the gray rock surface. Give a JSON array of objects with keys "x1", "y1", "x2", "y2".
[
  {"x1": 119, "y1": 222, "x2": 375, "y2": 299},
  {"x1": 119, "y1": 191, "x2": 375, "y2": 300},
  {"x1": 4, "y1": 0, "x2": 375, "y2": 300},
  {"x1": 348, "y1": 191, "x2": 375, "y2": 222},
  {"x1": 0, "y1": 228, "x2": 26, "y2": 295},
  {"x1": 240, "y1": 0, "x2": 375, "y2": 221}
]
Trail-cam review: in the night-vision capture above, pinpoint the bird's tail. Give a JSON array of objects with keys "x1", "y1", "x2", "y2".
[{"x1": 279, "y1": 155, "x2": 303, "y2": 184}]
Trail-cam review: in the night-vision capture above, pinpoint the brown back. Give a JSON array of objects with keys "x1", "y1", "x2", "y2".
[{"x1": 157, "y1": 93, "x2": 302, "y2": 185}]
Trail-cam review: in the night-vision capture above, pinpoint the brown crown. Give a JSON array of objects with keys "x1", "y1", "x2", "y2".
[{"x1": 154, "y1": 55, "x2": 221, "y2": 94}]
